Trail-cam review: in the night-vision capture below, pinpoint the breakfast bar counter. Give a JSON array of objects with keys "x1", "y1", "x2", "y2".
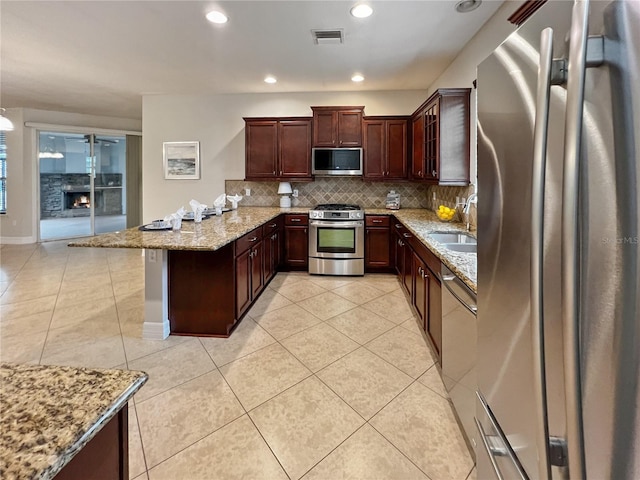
[
  {"x1": 0, "y1": 363, "x2": 147, "y2": 480},
  {"x1": 69, "y1": 206, "x2": 476, "y2": 339}
]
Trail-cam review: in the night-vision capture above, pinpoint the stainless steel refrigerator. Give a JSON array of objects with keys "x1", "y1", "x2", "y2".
[{"x1": 476, "y1": 0, "x2": 639, "y2": 478}]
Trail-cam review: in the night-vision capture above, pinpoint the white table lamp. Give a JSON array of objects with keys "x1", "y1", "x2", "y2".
[{"x1": 278, "y1": 182, "x2": 293, "y2": 208}]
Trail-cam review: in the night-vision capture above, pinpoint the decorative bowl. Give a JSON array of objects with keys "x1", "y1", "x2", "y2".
[{"x1": 436, "y1": 206, "x2": 457, "y2": 222}]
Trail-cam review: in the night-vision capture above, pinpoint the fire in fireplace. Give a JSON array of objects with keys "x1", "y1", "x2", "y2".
[{"x1": 64, "y1": 192, "x2": 92, "y2": 210}]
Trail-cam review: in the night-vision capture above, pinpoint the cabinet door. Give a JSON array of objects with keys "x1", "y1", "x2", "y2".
[
  {"x1": 245, "y1": 120, "x2": 278, "y2": 179},
  {"x1": 365, "y1": 227, "x2": 391, "y2": 268},
  {"x1": 411, "y1": 113, "x2": 425, "y2": 179},
  {"x1": 279, "y1": 120, "x2": 312, "y2": 178},
  {"x1": 263, "y1": 232, "x2": 273, "y2": 284},
  {"x1": 337, "y1": 110, "x2": 363, "y2": 146},
  {"x1": 413, "y1": 252, "x2": 429, "y2": 330},
  {"x1": 313, "y1": 110, "x2": 337, "y2": 147},
  {"x1": 386, "y1": 119, "x2": 408, "y2": 179},
  {"x1": 235, "y1": 249, "x2": 252, "y2": 319},
  {"x1": 251, "y1": 242, "x2": 264, "y2": 299},
  {"x1": 424, "y1": 101, "x2": 440, "y2": 181},
  {"x1": 363, "y1": 120, "x2": 385, "y2": 180},
  {"x1": 393, "y1": 230, "x2": 405, "y2": 277},
  {"x1": 402, "y1": 238, "x2": 413, "y2": 296},
  {"x1": 428, "y1": 273, "x2": 442, "y2": 358},
  {"x1": 284, "y1": 226, "x2": 308, "y2": 268}
]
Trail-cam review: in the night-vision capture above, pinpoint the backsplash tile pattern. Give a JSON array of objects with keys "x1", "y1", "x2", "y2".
[{"x1": 225, "y1": 179, "x2": 477, "y2": 230}]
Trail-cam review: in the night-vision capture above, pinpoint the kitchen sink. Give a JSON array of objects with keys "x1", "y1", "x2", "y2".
[
  {"x1": 429, "y1": 232, "x2": 477, "y2": 245},
  {"x1": 442, "y1": 243, "x2": 477, "y2": 253}
]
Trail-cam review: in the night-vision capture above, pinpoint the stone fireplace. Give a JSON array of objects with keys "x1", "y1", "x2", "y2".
[{"x1": 40, "y1": 173, "x2": 123, "y2": 218}]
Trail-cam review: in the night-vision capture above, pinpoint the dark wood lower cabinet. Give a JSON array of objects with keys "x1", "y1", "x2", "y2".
[
  {"x1": 283, "y1": 214, "x2": 308, "y2": 270},
  {"x1": 168, "y1": 245, "x2": 236, "y2": 337},
  {"x1": 428, "y1": 273, "x2": 442, "y2": 358},
  {"x1": 56, "y1": 406, "x2": 128, "y2": 480},
  {"x1": 365, "y1": 215, "x2": 393, "y2": 272}
]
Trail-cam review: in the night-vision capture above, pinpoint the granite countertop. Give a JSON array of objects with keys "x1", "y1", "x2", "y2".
[
  {"x1": 69, "y1": 207, "x2": 308, "y2": 252},
  {"x1": 0, "y1": 363, "x2": 147, "y2": 480},
  {"x1": 367, "y1": 208, "x2": 477, "y2": 293},
  {"x1": 69, "y1": 206, "x2": 476, "y2": 292}
]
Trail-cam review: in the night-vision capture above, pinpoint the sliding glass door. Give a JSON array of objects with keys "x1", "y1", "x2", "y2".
[{"x1": 38, "y1": 131, "x2": 127, "y2": 241}]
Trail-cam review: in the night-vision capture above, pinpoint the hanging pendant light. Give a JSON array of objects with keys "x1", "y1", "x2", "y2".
[{"x1": 0, "y1": 109, "x2": 14, "y2": 132}]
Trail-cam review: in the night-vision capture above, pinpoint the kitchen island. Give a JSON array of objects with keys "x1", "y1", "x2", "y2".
[
  {"x1": 0, "y1": 363, "x2": 147, "y2": 480},
  {"x1": 70, "y1": 207, "x2": 476, "y2": 339}
]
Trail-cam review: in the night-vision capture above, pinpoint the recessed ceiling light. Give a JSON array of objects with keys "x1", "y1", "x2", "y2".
[
  {"x1": 455, "y1": 0, "x2": 481, "y2": 13},
  {"x1": 206, "y1": 10, "x2": 228, "y2": 24},
  {"x1": 351, "y1": 74, "x2": 365, "y2": 82},
  {"x1": 350, "y1": 3, "x2": 373, "y2": 18},
  {"x1": 264, "y1": 76, "x2": 277, "y2": 84}
]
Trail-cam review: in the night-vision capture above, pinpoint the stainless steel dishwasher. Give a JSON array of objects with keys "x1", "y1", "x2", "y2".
[{"x1": 441, "y1": 264, "x2": 477, "y2": 459}]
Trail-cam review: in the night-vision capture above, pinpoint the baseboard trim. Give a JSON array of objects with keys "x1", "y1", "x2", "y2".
[
  {"x1": 142, "y1": 319, "x2": 170, "y2": 340},
  {"x1": 0, "y1": 236, "x2": 37, "y2": 245}
]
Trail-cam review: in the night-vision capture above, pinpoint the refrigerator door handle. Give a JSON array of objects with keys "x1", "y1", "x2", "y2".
[
  {"x1": 530, "y1": 26, "x2": 559, "y2": 480},
  {"x1": 561, "y1": 0, "x2": 603, "y2": 477}
]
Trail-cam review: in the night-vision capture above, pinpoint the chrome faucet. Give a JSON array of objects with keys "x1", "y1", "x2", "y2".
[{"x1": 463, "y1": 193, "x2": 478, "y2": 231}]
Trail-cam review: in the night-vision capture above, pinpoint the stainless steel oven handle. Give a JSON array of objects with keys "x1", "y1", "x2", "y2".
[{"x1": 309, "y1": 220, "x2": 363, "y2": 228}]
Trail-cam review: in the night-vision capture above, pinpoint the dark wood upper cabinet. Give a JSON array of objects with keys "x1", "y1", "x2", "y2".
[
  {"x1": 311, "y1": 106, "x2": 364, "y2": 147},
  {"x1": 363, "y1": 116, "x2": 409, "y2": 181},
  {"x1": 410, "y1": 88, "x2": 470, "y2": 186},
  {"x1": 508, "y1": 0, "x2": 547, "y2": 26},
  {"x1": 244, "y1": 117, "x2": 312, "y2": 181}
]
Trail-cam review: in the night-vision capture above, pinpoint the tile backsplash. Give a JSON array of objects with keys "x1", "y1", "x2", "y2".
[{"x1": 225, "y1": 179, "x2": 476, "y2": 230}]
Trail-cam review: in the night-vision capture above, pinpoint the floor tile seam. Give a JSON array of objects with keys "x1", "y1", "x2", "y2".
[
  {"x1": 365, "y1": 419, "x2": 435, "y2": 480},
  {"x1": 309, "y1": 371, "x2": 371, "y2": 423},
  {"x1": 313, "y1": 354, "x2": 418, "y2": 424},
  {"x1": 37, "y1": 254, "x2": 70, "y2": 366},
  {"x1": 123, "y1": 334, "x2": 207, "y2": 367},
  {"x1": 251, "y1": 298, "x2": 296, "y2": 318},
  {"x1": 276, "y1": 288, "x2": 329, "y2": 305},
  {"x1": 360, "y1": 339, "x2": 430, "y2": 380},
  {"x1": 141, "y1": 410, "x2": 248, "y2": 472},
  {"x1": 209, "y1": 337, "x2": 279, "y2": 368},
  {"x1": 257, "y1": 314, "x2": 325, "y2": 343},
  {"x1": 305, "y1": 301, "x2": 361, "y2": 323},
  {"x1": 244, "y1": 413, "x2": 293, "y2": 480},
  {"x1": 276, "y1": 331, "x2": 360, "y2": 374},
  {"x1": 104, "y1": 263, "x2": 132, "y2": 369},
  {"x1": 416, "y1": 367, "x2": 450, "y2": 402},
  {"x1": 293, "y1": 422, "x2": 371, "y2": 480},
  {"x1": 464, "y1": 464, "x2": 476, "y2": 480},
  {"x1": 130, "y1": 403, "x2": 151, "y2": 478},
  {"x1": 132, "y1": 362, "x2": 219, "y2": 406},
  {"x1": 242, "y1": 368, "x2": 315, "y2": 414}
]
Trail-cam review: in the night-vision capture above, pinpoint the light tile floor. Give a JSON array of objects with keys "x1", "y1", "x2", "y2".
[{"x1": 0, "y1": 241, "x2": 476, "y2": 480}]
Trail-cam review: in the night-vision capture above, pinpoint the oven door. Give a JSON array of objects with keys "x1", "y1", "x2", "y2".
[{"x1": 309, "y1": 220, "x2": 364, "y2": 259}]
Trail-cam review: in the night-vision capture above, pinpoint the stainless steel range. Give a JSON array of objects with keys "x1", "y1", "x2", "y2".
[{"x1": 308, "y1": 204, "x2": 364, "y2": 276}]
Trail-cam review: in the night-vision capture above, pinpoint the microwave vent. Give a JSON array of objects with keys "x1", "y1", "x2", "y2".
[{"x1": 311, "y1": 29, "x2": 344, "y2": 45}]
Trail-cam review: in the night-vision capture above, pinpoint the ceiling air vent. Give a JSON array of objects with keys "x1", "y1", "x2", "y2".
[{"x1": 311, "y1": 29, "x2": 344, "y2": 45}]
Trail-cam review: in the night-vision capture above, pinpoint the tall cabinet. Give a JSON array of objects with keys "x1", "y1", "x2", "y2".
[{"x1": 410, "y1": 88, "x2": 470, "y2": 185}]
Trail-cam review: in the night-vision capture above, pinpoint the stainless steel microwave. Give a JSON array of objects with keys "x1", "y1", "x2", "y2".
[{"x1": 312, "y1": 148, "x2": 363, "y2": 176}]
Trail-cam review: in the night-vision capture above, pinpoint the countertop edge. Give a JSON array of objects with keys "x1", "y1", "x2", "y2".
[{"x1": 39, "y1": 372, "x2": 148, "y2": 480}]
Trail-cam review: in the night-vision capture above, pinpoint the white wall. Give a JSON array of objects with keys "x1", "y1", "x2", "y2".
[
  {"x1": 0, "y1": 108, "x2": 141, "y2": 243},
  {"x1": 142, "y1": 90, "x2": 427, "y2": 222},
  {"x1": 426, "y1": 1, "x2": 517, "y2": 185}
]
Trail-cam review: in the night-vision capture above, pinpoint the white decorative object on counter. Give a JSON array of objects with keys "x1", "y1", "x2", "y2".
[{"x1": 278, "y1": 182, "x2": 293, "y2": 208}]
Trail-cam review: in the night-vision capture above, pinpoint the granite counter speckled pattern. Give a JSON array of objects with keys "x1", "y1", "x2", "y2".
[
  {"x1": 69, "y1": 207, "x2": 308, "y2": 252},
  {"x1": 367, "y1": 209, "x2": 477, "y2": 293},
  {"x1": 69, "y1": 206, "x2": 476, "y2": 292},
  {"x1": 0, "y1": 363, "x2": 147, "y2": 480}
]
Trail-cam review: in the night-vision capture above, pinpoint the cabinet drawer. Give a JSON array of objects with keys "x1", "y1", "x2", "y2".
[
  {"x1": 365, "y1": 215, "x2": 390, "y2": 227},
  {"x1": 236, "y1": 226, "x2": 263, "y2": 255},
  {"x1": 262, "y1": 217, "x2": 281, "y2": 236},
  {"x1": 284, "y1": 214, "x2": 308, "y2": 226}
]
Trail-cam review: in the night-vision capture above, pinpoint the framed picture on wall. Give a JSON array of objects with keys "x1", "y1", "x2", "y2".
[{"x1": 163, "y1": 141, "x2": 200, "y2": 179}]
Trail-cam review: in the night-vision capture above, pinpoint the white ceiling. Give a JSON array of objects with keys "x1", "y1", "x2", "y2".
[{"x1": 1, "y1": 1, "x2": 503, "y2": 120}]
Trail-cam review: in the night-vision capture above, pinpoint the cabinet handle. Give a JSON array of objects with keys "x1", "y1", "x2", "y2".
[
  {"x1": 403, "y1": 232, "x2": 412, "y2": 238},
  {"x1": 249, "y1": 236, "x2": 258, "y2": 242},
  {"x1": 395, "y1": 224, "x2": 403, "y2": 229},
  {"x1": 290, "y1": 218, "x2": 301, "y2": 222},
  {"x1": 304, "y1": 228, "x2": 307, "y2": 233},
  {"x1": 432, "y1": 169, "x2": 437, "y2": 177},
  {"x1": 280, "y1": 171, "x2": 283, "y2": 175},
  {"x1": 372, "y1": 219, "x2": 383, "y2": 224},
  {"x1": 418, "y1": 170, "x2": 422, "y2": 176},
  {"x1": 273, "y1": 171, "x2": 276, "y2": 175},
  {"x1": 270, "y1": 223, "x2": 277, "y2": 228}
]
